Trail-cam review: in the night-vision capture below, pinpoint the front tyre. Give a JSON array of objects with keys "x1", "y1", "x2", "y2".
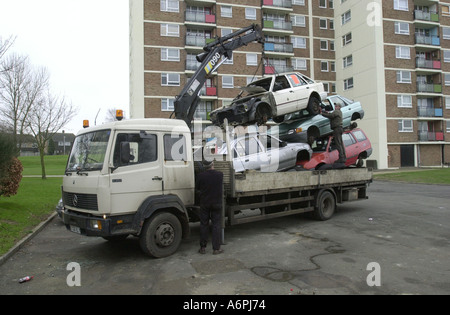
[
  {"x1": 313, "y1": 190, "x2": 336, "y2": 221},
  {"x1": 139, "y1": 212, "x2": 182, "y2": 258},
  {"x1": 307, "y1": 97, "x2": 321, "y2": 115}
]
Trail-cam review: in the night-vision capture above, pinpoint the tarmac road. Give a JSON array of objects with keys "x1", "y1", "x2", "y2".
[{"x1": 0, "y1": 180, "x2": 449, "y2": 295}]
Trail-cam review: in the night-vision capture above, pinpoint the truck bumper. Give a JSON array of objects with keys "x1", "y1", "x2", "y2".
[{"x1": 62, "y1": 210, "x2": 136, "y2": 237}]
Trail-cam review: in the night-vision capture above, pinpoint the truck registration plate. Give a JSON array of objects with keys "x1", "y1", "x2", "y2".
[{"x1": 70, "y1": 225, "x2": 81, "y2": 234}]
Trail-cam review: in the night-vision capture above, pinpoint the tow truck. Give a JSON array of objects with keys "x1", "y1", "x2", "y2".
[{"x1": 61, "y1": 25, "x2": 372, "y2": 258}]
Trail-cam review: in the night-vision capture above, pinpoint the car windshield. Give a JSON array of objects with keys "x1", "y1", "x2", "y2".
[{"x1": 66, "y1": 130, "x2": 111, "y2": 172}]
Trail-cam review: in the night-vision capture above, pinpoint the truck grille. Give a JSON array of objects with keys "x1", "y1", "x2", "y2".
[{"x1": 63, "y1": 192, "x2": 98, "y2": 211}]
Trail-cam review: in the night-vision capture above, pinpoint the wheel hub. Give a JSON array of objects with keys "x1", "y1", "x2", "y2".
[{"x1": 155, "y1": 223, "x2": 175, "y2": 247}]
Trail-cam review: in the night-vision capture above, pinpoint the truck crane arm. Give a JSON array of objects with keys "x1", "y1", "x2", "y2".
[{"x1": 173, "y1": 24, "x2": 264, "y2": 128}]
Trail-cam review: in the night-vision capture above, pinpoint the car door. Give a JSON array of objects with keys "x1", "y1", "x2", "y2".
[
  {"x1": 287, "y1": 73, "x2": 311, "y2": 111},
  {"x1": 272, "y1": 75, "x2": 298, "y2": 115},
  {"x1": 232, "y1": 136, "x2": 269, "y2": 172}
]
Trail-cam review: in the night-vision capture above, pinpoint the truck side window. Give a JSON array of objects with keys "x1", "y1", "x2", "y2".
[
  {"x1": 164, "y1": 134, "x2": 187, "y2": 161},
  {"x1": 113, "y1": 133, "x2": 157, "y2": 167}
]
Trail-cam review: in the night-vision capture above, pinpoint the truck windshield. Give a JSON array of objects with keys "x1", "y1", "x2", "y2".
[{"x1": 66, "y1": 130, "x2": 111, "y2": 172}]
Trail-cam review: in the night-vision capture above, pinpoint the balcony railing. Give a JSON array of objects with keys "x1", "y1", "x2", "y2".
[
  {"x1": 415, "y1": 34, "x2": 440, "y2": 46},
  {"x1": 264, "y1": 65, "x2": 293, "y2": 74},
  {"x1": 414, "y1": 10, "x2": 439, "y2": 23},
  {"x1": 263, "y1": 19, "x2": 293, "y2": 31},
  {"x1": 418, "y1": 131, "x2": 444, "y2": 141},
  {"x1": 185, "y1": 11, "x2": 216, "y2": 24},
  {"x1": 418, "y1": 107, "x2": 443, "y2": 117},
  {"x1": 263, "y1": 0, "x2": 292, "y2": 9},
  {"x1": 416, "y1": 82, "x2": 442, "y2": 93},
  {"x1": 416, "y1": 57, "x2": 441, "y2": 70},
  {"x1": 264, "y1": 42, "x2": 294, "y2": 53}
]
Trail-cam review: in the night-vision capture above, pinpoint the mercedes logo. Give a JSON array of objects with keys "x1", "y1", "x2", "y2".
[{"x1": 73, "y1": 194, "x2": 78, "y2": 207}]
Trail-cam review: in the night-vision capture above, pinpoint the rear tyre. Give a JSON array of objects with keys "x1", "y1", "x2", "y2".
[
  {"x1": 307, "y1": 97, "x2": 321, "y2": 115},
  {"x1": 139, "y1": 212, "x2": 182, "y2": 258},
  {"x1": 313, "y1": 190, "x2": 336, "y2": 221},
  {"x1": 256, "y1": 105, "x2": 271, "y2": 125}
]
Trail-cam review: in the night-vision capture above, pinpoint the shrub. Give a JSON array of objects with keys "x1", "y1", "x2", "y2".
[{"x1": 0, "y1": 157, "x2": 23, "y2": 197}]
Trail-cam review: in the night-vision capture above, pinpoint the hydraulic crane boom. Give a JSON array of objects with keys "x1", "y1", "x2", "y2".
[{"x1": 173, "y1": 24, "x2": 264, "y2": 128}]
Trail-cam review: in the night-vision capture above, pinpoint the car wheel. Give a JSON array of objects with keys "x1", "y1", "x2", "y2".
[
  {"x1": 307, "y1": 97, "x2": 321, "y2": 115},
  {"x1": 256, "y1": 105, "x2": 271, "y2": 125},
  {"x1": 273, "y1": 116, "x2": 284, "y2": 123}
]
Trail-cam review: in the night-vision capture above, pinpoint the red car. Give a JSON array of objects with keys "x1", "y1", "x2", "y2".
[{"x1": 297, "y1": 128, "x2": 372, "y2": 170}]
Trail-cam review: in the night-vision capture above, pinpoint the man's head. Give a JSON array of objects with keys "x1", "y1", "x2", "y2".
[
  {"x1": 202, "y1": 159, "x2": 214, "y2": 170},
  {"x1": 335, "y1": 104, "x2": 341, "y2": 110}
]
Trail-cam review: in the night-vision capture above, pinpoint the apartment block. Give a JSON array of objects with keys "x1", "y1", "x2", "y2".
[{"x1": 130, "y1": 0, "x2": 450, "y2": 169}]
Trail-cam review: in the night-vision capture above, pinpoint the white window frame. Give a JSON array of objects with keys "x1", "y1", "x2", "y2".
[
  {"x1": 397, "y1": 95, "x2": 412, "y2": 108},
  {"x1": 443, "y1": 27, "x2": 450, "y2": 40},
  {"x1": 161, "y1": 24, "x2": 179, "y2": 37},
  {"x1": 321, "y1": 61, "x2": 329, "y2": 72},
  {"x1": 445, "y1": 74, "x2": 450, "y2": 86},
  {"x1": 341, "y1": 10, "x2": 351, "y2": 25},
  {"x1": 343, "y1": 55, "x2": 353, "y2": 68},
  {"x1": 161, "y1": 48, "x2": 180, "y2": 62},
  {"x1": 444, "y1": 50, "x2": 450, "y2": 63},
  {"x1": 160, "y1": 0, "x2": 179, "y2": 12},
  {"x1": 293, "y1": 58, "x2": 307, "y2": 70},
  {"x1": 246, "y1": 53, "x2": 258, "y2": 66},
  {"x1": 395, "y1": 46, "x2": 410, "y2": 59},
  {"x1": 245, "y1": 8, "x2": 256, "y2": 20},
  {"x1": 161, "y1": 98, "x2": 175, "y2": 111},
  {"x1": 398, "y1": 119, "x2": 413, "y2": 132},
  {"x1": 344, "y1": 77, "x2": 354, "y2": 90},
  {"x1": 161, "y1": 73, "x2": 180, "y2": 86},
  {"x1": 394, "y1": 0, "x2": 408, "y2": 11},
  {"x1": 446, "y1": 97, "x2": 450, "y2": 109},
  {"x1": 342, "y1": 32, "x2": 352, "y2": 46},
  {"x1": 320, "y1": 40, "x2": 328, "y2": 50},
  {"x1": 319, "y1": 18, "x2": 328, "y2": 29},
  {"x1": 292, "y1": 36, "x2": 307, "y2": 49},
  {"x1": 221, "y1": 5, "x2": 232, "y2": 18},
  {"x1": 396, "y1": 70, "x2": 411, "y2": 83},
  {"x1": 319, "y1": 0, "x2": 327, "y2": 8},
  {"x1": 395, "y1": 22, "x2": 409, "y2": 35},
  {"x1": 222, "y1": 76, "x2": 234, "y2": 88},
  {"x1": 292, "y1": 15, "x2": 306, "y2": 27}
]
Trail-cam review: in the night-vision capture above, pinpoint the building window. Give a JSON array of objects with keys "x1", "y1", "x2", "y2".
[
  {"x1": 321, "y1": 61, "x2": 329, "y2": 72},
  {"x1": 293, "y1": 0, "x2": 305, "y2": 5},
  {"x1": 161, "y1": 24, "x2": 179, "y2": 37},
  {"x1": 343, "y1": 55, "x2": 353, "y2": 68},
  {"x1": 246, "y1": 53, "x2": 258, "y2": 66},
  {"x1": 161, "y1": 73, "x2": 180, "y2": 86},
  {"x1": 319, "y1": 18, "x2": 327, "y2": 29},
  {"x1": 341, "y1": 10, "x2": 351, "y2": 25},
  {"x1": 292, "y1": 15, "x2": 306, "y2": 27},
  {"x1": 342, "y1": 32, "x2": 352, "y2": 46},
  {"x1": 319, "y1": 0, "x2": 327, "y2": 8},
  {"x1": 447, "y1": 121, "x2": 450, "y2": 133},
  {"x1": 394, "y1": 22, "x2": 409, "y2": 35},
  {"x1": 222, "y1": 55, "x2": 233, "y2": 65},
  {"x1": 395, "y1": 46, "x2": 410, "y2": 59},
  {"x1": 245, "y1": 8, "x2": 256, "y2": 20},
  {"x1": 394, "y1": 0, "x2": 408, "y2": 11},
  {"x1": 292, "y1": 37, "x2": 307, "y2": 49},
  {"x1": 161, "y1": 48, "x2": 180, "y2": 62},
  {"x1": 161, "y1": 98, "x2": 175, "y2": 111},
  {"x1": 443, "y1": 5, "x2": 450, "y2": 17},
  {"x1": 160, "y1": 0, "x2": 179, "y2": 12},
  {"x1": 445, "y1": 74, "x2": 450, "y2": 86},
  {"x1": 446, "y1": 97, "x2": 450, "y2": 109},
  {"x1": 397, "y1": 95, "x2": 412, "y2": 108},
  {"x1": 344, "y1": 77, "x2": 354, "y2": 90},
  {"x1": 443, "y1": 27, "x2": 450, "y2": 40},
  {"x1": 398, "y1": 120, "x2": 413, "y2": 132},
  {"x1": 222, "y1": 76, "x2": 234, "y2": 88},
  {"x1": 396, "y1": 71, "x2": 411, "y2": 83},
  {"x1": 293, "y1": 58, "x2": 307, "y2": 70},
  {"x1": 444, "y1": 50, "x2": 450, "y2": 63},
  {"x1": 320, "y1": 40, "x2": 328, "y2": 50},
  {"x1": 221, "y1": 6, "x2": 232, "y2": 18}
]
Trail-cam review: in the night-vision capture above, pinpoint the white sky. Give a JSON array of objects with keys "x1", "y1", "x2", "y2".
[{"x1": 0, "y1": 0, "x2": 130, "y2": 134}]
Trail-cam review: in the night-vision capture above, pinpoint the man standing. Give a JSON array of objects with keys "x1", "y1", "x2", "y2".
[
  {"x1": 196, "y1": 160, "x2": 224, "y2": 255},
  {"x1": 320, "y1": 104, "x2": 346, "y2": 163}
]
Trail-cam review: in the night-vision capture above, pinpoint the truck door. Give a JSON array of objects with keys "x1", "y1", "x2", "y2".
[{"x1": 109, "y1": 131, "x2": 162, "y2": 214}]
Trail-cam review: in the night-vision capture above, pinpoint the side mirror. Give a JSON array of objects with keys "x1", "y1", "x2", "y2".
[
  {"x1": 280, "y1": 141, "x2": 288, "y2": 147},
  {"x1": 120, "y1": 142, "x2": 131, "y2": 164}
]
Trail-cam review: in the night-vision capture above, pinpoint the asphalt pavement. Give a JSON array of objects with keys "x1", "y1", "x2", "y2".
[{"x1": 0, "y1": 180, "x2": 449, "y2": 295}]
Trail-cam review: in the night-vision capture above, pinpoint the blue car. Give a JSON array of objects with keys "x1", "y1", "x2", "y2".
[{"x1": 274, "y1": 95, "x2": 364, "y2": 144}]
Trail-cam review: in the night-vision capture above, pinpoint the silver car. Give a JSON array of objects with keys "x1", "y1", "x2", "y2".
[
  {"x1": 276, "y1": 95, "x2": 365, "y2": 144},
  {"x1": 215, "y1": 133, "x2": 312, "y2": 172}
]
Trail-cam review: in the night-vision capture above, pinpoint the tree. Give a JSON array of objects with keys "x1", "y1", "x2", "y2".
[
  {"x1": 26, "y1": 89, "x2": 76, "y2": 179},
  {"x1": 0, "y1": 133, "x2": 22, "y2": 198},
  {"x1": 0, "y1": 54, "x2": 49, "y2": 152}
]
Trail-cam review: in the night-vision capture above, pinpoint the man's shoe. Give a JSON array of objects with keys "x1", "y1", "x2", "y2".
[
  {"x1": 213, "y1": 249, "x2": 224, "y2": 255},
  {"x1": 198, "y1": 247, "x2": 206, "y2": 254}
]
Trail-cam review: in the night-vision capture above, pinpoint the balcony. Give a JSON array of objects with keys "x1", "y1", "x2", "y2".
[
  {"x1": 416, "y1": 57, "x2": 441, "y2": 70},
  {"x1": 185, "y1": 35, "x2": 215, "y2": 48},
  {"x1": 418, "y1": 131, "x2": 444, "y2": 141},
  {"x1": 264, "y1": 65, "x2": 293, "y2": 74},
  {"x1": 416, "y1": 82, "x2": 442, "y2": 93},
  {"x1": 185, "y1": 11, "x2": 216, "y2": 27},
  {"x1": 264, "y1": 42, "x2": 294, "y2": 55},
  {"x1": 414, "y1": 10, "x2": 439, "y2": 23},
  {"x1": 262, "y1": 0, "x2": 293, "y2": 12},
  {"x1": 415, "y1": 34, "x2": 440, "y2": 46},
  {"x1": 418, "y1": 107, "x2": 443, "y2": 117},
  {"x1": 263, "y1": 19, "x2": 293, "y2": 34}
]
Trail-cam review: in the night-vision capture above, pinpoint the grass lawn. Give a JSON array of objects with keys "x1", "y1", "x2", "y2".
[
  {"x1": 373, "y1": 168, "x2": 450, "y2": 185},
  {"x1": 0, "y1": 155, "x2": 67, "y2": 256}
]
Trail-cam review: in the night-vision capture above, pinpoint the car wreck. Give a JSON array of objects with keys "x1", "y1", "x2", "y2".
[{"x1": 209, "y1": 72, "x2": 327, "y2": 127}]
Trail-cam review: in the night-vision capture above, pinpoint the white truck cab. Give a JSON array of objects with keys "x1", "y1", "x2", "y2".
[{"x1": 62, "y1": 118, "x2": 194, "y2": 257}]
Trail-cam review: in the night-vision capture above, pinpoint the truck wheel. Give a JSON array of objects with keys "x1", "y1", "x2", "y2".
[
  {"x1": 139, "y1": 212, "x2": 182, "y2": 258},
  {"x1": 313, "y1": 190, "x2": 335, "y2": 221}
]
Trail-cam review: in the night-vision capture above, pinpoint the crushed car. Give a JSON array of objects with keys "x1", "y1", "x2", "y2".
[
  {"x1": 202, "y1": 133, "x2": 312, "y2": 173},
  {"x1": 296, "y1": 128, "x2": 372, "y2": 170},
  {"x1": 209, "y1": 72, "x2": 327, "y2": 127},
  {"x1": 275, "y1": 95, "x2": 364, "y2": 144}
]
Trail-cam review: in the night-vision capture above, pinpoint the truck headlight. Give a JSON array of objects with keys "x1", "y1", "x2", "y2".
[{"x1": 90, "y1": 219, "x2": 102, "y2": 230}]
